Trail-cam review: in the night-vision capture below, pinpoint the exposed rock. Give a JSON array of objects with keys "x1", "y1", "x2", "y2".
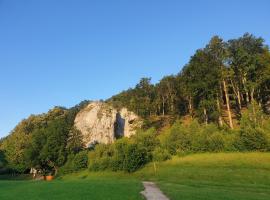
[{"x1": 74, "y1": 101, "x2": 141, "y2": 146}]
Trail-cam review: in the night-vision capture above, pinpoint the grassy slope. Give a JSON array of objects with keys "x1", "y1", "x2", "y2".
[
  {"x1": 135, "y1": 152, "x2": 270, "y2": 200},
  {"x1": 0, "y1": 172, "x2": 143, "y2": 200},
  {"x1": 0, "y1": 153, "x2": 270, "y2": 200}
]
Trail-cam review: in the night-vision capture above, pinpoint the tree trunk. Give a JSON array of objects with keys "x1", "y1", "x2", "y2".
[
  {"x1": 216, "y1": 95, "x2": 223, "y2": 127},
  {"x1": 242, "y1": 77, "x2": 249, "y2": 104},
  {"x1": 241, "y1": 93, "x2": 244, "y2": 103},
  {"x1": 54, "y1": 166, "x2": 58, "y2": 176},
  {"x1": 237, "y1": 89, "x2": 242, "y2": 110},
  {"x1": 203, "y1": 107, "x2": 208, "y2": 125},
  {"x1": 223, "y1": 79, "x2": 234, "y2": 129},
  {"x1": 246, "y1": 91, "x2": 250, "y2": 104},
  {"x1": 250, "y1": 88, "x2": 256, "y2": 125},
  {"x1": 188, "y1": 96, "x2": 193, "y2": 117},
  {"x1": 162, "y1": 96, "x2": 165, "y2": 116},
  {"x1": 250, "y1": 87, "x2": 255, "y2": 102},
  {"x1": 230, "y1": 79, "x2": 242, "y2": 110}
]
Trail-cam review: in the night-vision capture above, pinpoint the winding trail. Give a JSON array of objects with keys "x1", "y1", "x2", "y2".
[{"x1": 141, "y1": 182, "x2": 170, "y2": 200}]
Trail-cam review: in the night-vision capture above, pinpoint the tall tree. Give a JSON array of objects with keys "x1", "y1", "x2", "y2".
[{"x1": 206, "y1": 36, "x2": 234, "y2": 128}]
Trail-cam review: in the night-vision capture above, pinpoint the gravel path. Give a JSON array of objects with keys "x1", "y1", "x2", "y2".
[{"x1": 141, "y1": 182, "x2": 170, "y2": 200}]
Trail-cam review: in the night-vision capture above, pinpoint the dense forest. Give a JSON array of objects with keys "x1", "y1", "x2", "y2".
[
  {"x1": 108, "y1": 33, "x2": 270, "y2": 128},
  {"x1": 0, "y1": 33, "x2": 270, "y2": 175}
]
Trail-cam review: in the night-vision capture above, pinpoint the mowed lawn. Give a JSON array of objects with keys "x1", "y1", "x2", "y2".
[
  {"x1": 1, "y1": 153, "x2": 270, "y2": 200},
  {"x1": 135, "y1": 152, "x2": 270, "y2": 200},
  {"x1": 0, "y1": 174, "x2": 144, "y2": 200}
]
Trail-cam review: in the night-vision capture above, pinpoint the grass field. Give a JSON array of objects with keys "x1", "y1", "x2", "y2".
[
  {"x1": 0, "y1": 152, "x2": 270, "y2": 200},
  {"x1": 135, "y1": 152, "x2": 270, "y2": 200},
  {"x1": 0, "y1": 173, "x2": 144, "y2": 200}
]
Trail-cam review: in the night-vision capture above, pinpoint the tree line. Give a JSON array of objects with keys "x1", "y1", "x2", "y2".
[
  {"x1": 108, "y1": 33, "x2": 270, "y2": 128},
  {"x1": 1, "y1": 33, "x2": 270, "y2": 175},
  {"x1": 0, "y1": 101, "x2": 90, "y2": 175}
]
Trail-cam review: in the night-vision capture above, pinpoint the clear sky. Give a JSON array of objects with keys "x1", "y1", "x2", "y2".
[{"x1": 0, "y1": 0, "x2": 269, "y2": 137}]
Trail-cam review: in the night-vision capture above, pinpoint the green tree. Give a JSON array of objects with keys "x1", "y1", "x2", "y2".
[
  {"x1": 25, "y1": 117, "x2": 70, "y2": 175},
  {"x1": 0, "y1": 150, "x2": 7, "y2": 172},
  {"x1": 66, "y1": 127, "x2": 84, "y2": 154},
  {"x1": 228, "y1": 33, "x2": 266, "y2": 105}
]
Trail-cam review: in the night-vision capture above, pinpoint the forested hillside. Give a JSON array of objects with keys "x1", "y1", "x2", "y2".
[
  {"x1": 1, "y1": 33, "x2": 270, "y2": 176},
  {"x1": 0, "y1": 101, "x2": 90, "y2": 174},
  {"x1": 108, "y1": 33, "x2": 270, "y2": 129}
]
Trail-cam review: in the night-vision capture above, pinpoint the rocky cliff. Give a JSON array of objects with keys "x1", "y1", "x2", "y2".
[{"x1": 74, "y1": 102, "x2": 141, "y2": 146}]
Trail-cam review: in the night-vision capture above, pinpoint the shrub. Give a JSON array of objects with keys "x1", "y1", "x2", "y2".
[
  {"x1": 59, "y1": 151, "x2": 88, "y2": 174},
  {"x1": 134, "y1": 128, "x2": 159, "y2": 161},
  {"x1": 194, "y1": 124, "x2": 226, "y2": 152},
  {"x1": 237, "y1": 127, "x2": 269, "y2": 151},
  {"x1": 206, "y1": 132, "x2": 225, "y2": 152},
  {"x1": 222, "y1": 132, "x2": 238, "y2": 151},
  {"x1": 72, "y1": 151, "x2": 88, "y2": 171},
  {"x1": 110, "y1": 138, "x2": 130, "y2": 171},
  {"x1": 88, "y1": 144, "x2": 114, "y2": 171},
  {"x1": 86, "y1": 117, "x2": 270, "y2": 174},
  {"x1": 165, "y1": 121, "x2": 194, "y2": 154},
  {"x1": 152, "y1": 147, "x2": 171, "y2": 162},
  {"x1": 122, "y1": 143, "x2": 147, "y2": 172},
  {"x1": 89, "y1": 133, "x2": 152, "y2": 173},
  {"x1": 59, "y1": 154, "x2": 74, "y2": 174}
]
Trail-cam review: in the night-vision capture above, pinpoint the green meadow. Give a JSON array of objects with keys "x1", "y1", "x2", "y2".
[
  {"x1": 0, "y1": 174, "x2": 143, "y2": 200},
  {"x1": 1, "y1": 152, "x2": 270, "y2": 200},
  {"x1": 136, "y1": 152, "x2": 270, "y2": 200}
]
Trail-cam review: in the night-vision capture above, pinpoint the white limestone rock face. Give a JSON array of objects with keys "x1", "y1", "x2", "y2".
[{"x1": 74, "y1": 102, "x2": 141, "y2": 146}]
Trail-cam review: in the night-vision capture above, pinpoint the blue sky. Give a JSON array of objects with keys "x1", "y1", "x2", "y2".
[{"x1": 0, "y1": 0, "x2": 269, "y2": 137}]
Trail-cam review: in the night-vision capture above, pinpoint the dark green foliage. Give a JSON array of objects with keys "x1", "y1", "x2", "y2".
[
  {"x1": 152, "y1": 147, "x2": 171, "y2": 162},
  {"x1": 133, "y1": 128, "x2": 159, "y2": 162},
  {"x1": 89, "y1": 129, "x2": 158, "y2": 173},
  {"x1": 162, "y1": 121, "x2": 236, "y2": 154},
  {"x1": 66, "y1": 127, "x2": 84, "y2": 154},
  {"x1": 234, "y1": 105, "x2": 270, "y2": 151},
  {"x1": 108, "y1": 78, "x2": 156, "y2": 117},
  {"x1": 238, "y1": 128, "x2": 269, "y2": 151},
  {"x1": 0, "y1": 100, "x2": 89, "y2": 174},
  {"x1": 0, "y1": 150, "x2": 7, "y2": 174},
  {"x1": 89, "y1": 144, "x2": 115, "y2": 171},
  {"x1": 73, "y1": 151, "x2": 88, "y2": 170},
  {"x1": 121, "y1": 143, "x2": 147, "y2": 172},
  {"x1": 108, "y1": 33, "x2": 270, "y2": 128},
  {"x1": 60, "y1": 151, "x2": 88, "y2": 174},
  {"x1": 25, "y1": 117, "x2": 70, "y2": 174},
  {"x1": 58, "y1": 154, "x2": 75, "y2": 174}
]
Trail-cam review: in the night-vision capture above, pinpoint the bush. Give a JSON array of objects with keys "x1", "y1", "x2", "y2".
[
  {"x1": 237, "y1": 127, "x2": 269, "y2": 151},
  {"x1": 134, "y1": 128, "x2": 159, "y2": 161},
  {"x1": 193, "y1": 124, "x2": 226, "y2": 152},
  {"x1": 88, "y1": 144, "x2": 114, "y2": 171},
  {"x1": 165, "y1": 121, "x2": 194, "y2": 154},
  {"x1": 87, "y1": 118, "x2": 270, "y2": 174},
  {"x1": 59, "y1": 154, "x2": 75, "y2": 175},
  {"x1": 110, "y1": 138, "x2": 130, "y2": 171},
  {"x1": 89, "y1": 130, "x2": 155, "y2": 173},
  {"x1": 206, "y1": 132, "x2": 225, "y2": 152},
  {"x1": 59, "y1": 151, "x2": 88, "y2": 174},
  {"x1": 73, "y1": 151, "x2": 88, "y2": 171},
  {"x1": 152, "y1": 147, "x2": 171, "y2": 162},
  {"x1": 122, "y1": 143, "x2": 147, "y2": 172}
]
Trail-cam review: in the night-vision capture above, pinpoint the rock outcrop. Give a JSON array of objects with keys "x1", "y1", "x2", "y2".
[{"x1": 74, "y1": 102, "x2": 141, "y2": 146}]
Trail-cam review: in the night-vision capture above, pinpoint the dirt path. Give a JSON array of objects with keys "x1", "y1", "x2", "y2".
[{"x1": 141, "y1": 182, "x2": 170, "y2": 200}]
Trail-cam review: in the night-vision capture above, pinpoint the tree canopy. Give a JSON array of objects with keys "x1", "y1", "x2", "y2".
[{"x1": 108, "y1": 33, "x2": 270, "y2": 127}]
